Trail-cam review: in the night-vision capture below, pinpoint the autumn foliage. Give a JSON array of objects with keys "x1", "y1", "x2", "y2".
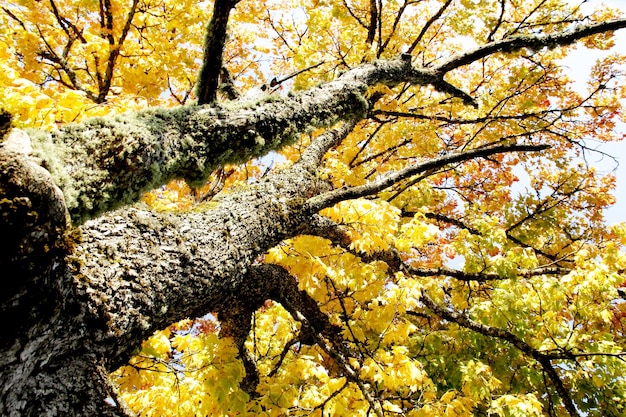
[{"x1": 2, "y1": 0, "x2": 626, "y2": 416}]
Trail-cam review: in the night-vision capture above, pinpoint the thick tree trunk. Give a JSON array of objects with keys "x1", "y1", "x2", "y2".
[{"x1": 0, "y1": 129, "x2": 331, "y2": 415}]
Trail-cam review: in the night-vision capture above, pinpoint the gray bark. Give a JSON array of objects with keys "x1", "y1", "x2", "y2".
[{"x1": 1, "y1": 18, "x2": 625, "y2": 416}]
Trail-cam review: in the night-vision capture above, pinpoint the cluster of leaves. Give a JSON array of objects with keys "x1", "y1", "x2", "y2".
[
  {"x1": 112, "y1": 318, "x2": 250, "y2": 416},
  {"x1": 4, "y1": 0, "x2": 626, "y2": 416}
]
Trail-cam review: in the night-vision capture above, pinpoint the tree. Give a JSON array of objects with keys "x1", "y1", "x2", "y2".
[{"x1": 1, "y1": 0, "x2": 626, "y2": 415}]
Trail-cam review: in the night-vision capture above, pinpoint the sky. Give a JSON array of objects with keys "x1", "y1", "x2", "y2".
[{"x1": 561, "y1": 0, "x2": 626, "y2": 225}]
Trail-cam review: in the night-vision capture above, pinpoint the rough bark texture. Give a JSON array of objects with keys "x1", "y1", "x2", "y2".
[
  {"x1": 1, "y1": 17, "x2": 625, "y2": 416},
  {"x1": 1, "y1": 126, "x2": 336, "y2": 415}
]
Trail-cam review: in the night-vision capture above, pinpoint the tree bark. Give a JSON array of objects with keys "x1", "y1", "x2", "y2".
[{"x1": 1, "y1": 126, "x2": 335, "y2": 415}]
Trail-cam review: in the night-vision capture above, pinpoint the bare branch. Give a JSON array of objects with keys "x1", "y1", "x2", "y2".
[
  {"x1": 281, "y1": 297, "x2": 384, "y2": 417},
  {"x1": 268, "y1": 61, "x2": 325, "y2": 89},
  {"x1": 366, "y1": 0, "x2": 378, "y2": 46},
  {"x1": 378, "y1": 0, "x2": 411, "y2": 56},
  {"x1": 421, "y1": 212, "x2": 480, "y2": 234},
  {"x1": 299, "y1": 215, "x2": 570, "y2": 282},
  {"x1": 222, "y1": 262, "x2": 384, "y2": 404},
  {"x1": 49, "y1": 0, "x2": 86, "y2": 44},
  {"x1": 407, "y1": 265, "x2": 571, "y2": 281},
  {"x1": 95, "y1": 0, "x2": 139, "y2": 103},
  {"x1": 2, "y1": 6, "x2": 27, "y2": 30},
  {"x1": 486, "y1": 0, "x2": 506, "y2": 42},
  {"x1": 419, "y1": 210, "x2": 560, "y2": 262}
]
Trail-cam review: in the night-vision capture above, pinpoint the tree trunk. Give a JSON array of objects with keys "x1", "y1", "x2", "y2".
[{"x1": 0, "y1": 128, "x2": 331, "y2": 415}]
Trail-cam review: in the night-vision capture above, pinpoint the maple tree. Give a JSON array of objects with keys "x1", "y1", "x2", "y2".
[{"x1": 1, "y1": 0, "x2": 626, "y2": 416}]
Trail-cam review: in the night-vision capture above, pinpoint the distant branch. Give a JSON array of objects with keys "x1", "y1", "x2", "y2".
[
  {"x1": 240, "y1": 264, "x2": 383, "y2": 413},
  {"x1": 418, "y1": 210, "x2": 560, "y2": 263},
  {"x1": 407, "y1": 265, "x2": 571, "y2": 282},
  {"x1": 341, "y1": 0, "x2": 367, "y2": 29},
  {"x1": 366, "y1": 0, "x2": 378, "y2": 45},
  {"x1": 371, "y1": 105, "x2": 572, "y2": 125},
  {"x1": 196, "y1": 0, "x2": 241, "y2": 104},
  {"x1": 421, "y1": 212, "x2": 480, "y2": 234},
  {"x1": 281, "y1": 294, "x2": 384, "y2": 417},
  {"x1": 2, "y1": 7, "x2": 27, "y2": 30},
  {"x1": 486, "y1": 0, "x2": 506, "y2": 42},
  {"x1": 49, "y1": 0, "x2": 87, "y2": 44},
  {"x1": 567, "y1": 351, "x2": 626, "y2": 362},
  {"x1": 96, "y1": 0, "x2": 139, "y2": 103},
  {"x1": 214, "y1": 263, "x2": 343, "y2": 393},
  {"x1": 38, "y1": 47, "x2": 99, "y2": 102},
  {"x1": 379, "y1": 0, "x2": 410, "y2": 56},
  {"x1": 268, "y1": 61, "x2": 325, "y2": 89}
]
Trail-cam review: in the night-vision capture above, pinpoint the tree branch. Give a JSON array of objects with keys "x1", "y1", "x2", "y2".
[
  {"x1": 419, "y1": 294, "x2": 581, "y2": 416},
  {"x1": 421, "y1": 212, "x2": 480, "y2": 234},
  {"x1": 37, "y1": 30, "x2": 99, "y2": 101},
  {"x1": 407, "y1": 265, "x2": 571, "y2": 281},
  {"x1": 304, "y1": 143, "x2": 549, "y2": 213},
  {"x1": 296, "y1": 120, "x2": 359, "y2": 170},
  {"x1": 366, "y1": 0, "x2": 378, "y2": 46},
  {"x1": 486, "y1": 0, "x2": 506, "y2": 42},
  {"x1": 49, "y1": 0, "x2": 87, "y2": 45},
  {"x1": 301, "y1": 214, "x2": 600, "y2": 416},
  {"x1": 28, "y1": 17, "x2": 626, "y2": 223},
  {"x1": 299, "y1": 215, "x2": 570, "y2": 282},
  {"x1": 34, "y1": 57, "x2": 468, "y2": 223},
  {"x1": 281, "y1": 294, "x2": 384, "y2": 417},
  {"x1": 32, "y1": 75, "x2": 369, "y2": 223},
  {"x1": 216, "y1": 300, "x2": 259, "y2": 395},
  {"x1": 268, "y1": 61, "x2": 325, "y2": 89},
  {"x1": 217, "y1": 263, "x2": 343, "y2": 394},
  {"x1": 99, "y1": 0, "x2": 138, "y2": 103},
  {"x1": 68, "y1": 156, "x2": 333, "y2": 367},
  {"x1": 196, "y1": 0, "x2": 241, "y2": 104},
  {"x1": 435, "y1": 18, "x2": 626, "y2": 75},
  {"x1": 419, "y1": 210, "x2": 560, "y2": 263},
  {"x1": 406, "y1": 0, "x2": 453, "y2": 54}
]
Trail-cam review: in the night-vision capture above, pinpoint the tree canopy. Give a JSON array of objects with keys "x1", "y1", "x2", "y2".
[{"x1": 1, "y1": 0, "x2": 626, "y2": 416}]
